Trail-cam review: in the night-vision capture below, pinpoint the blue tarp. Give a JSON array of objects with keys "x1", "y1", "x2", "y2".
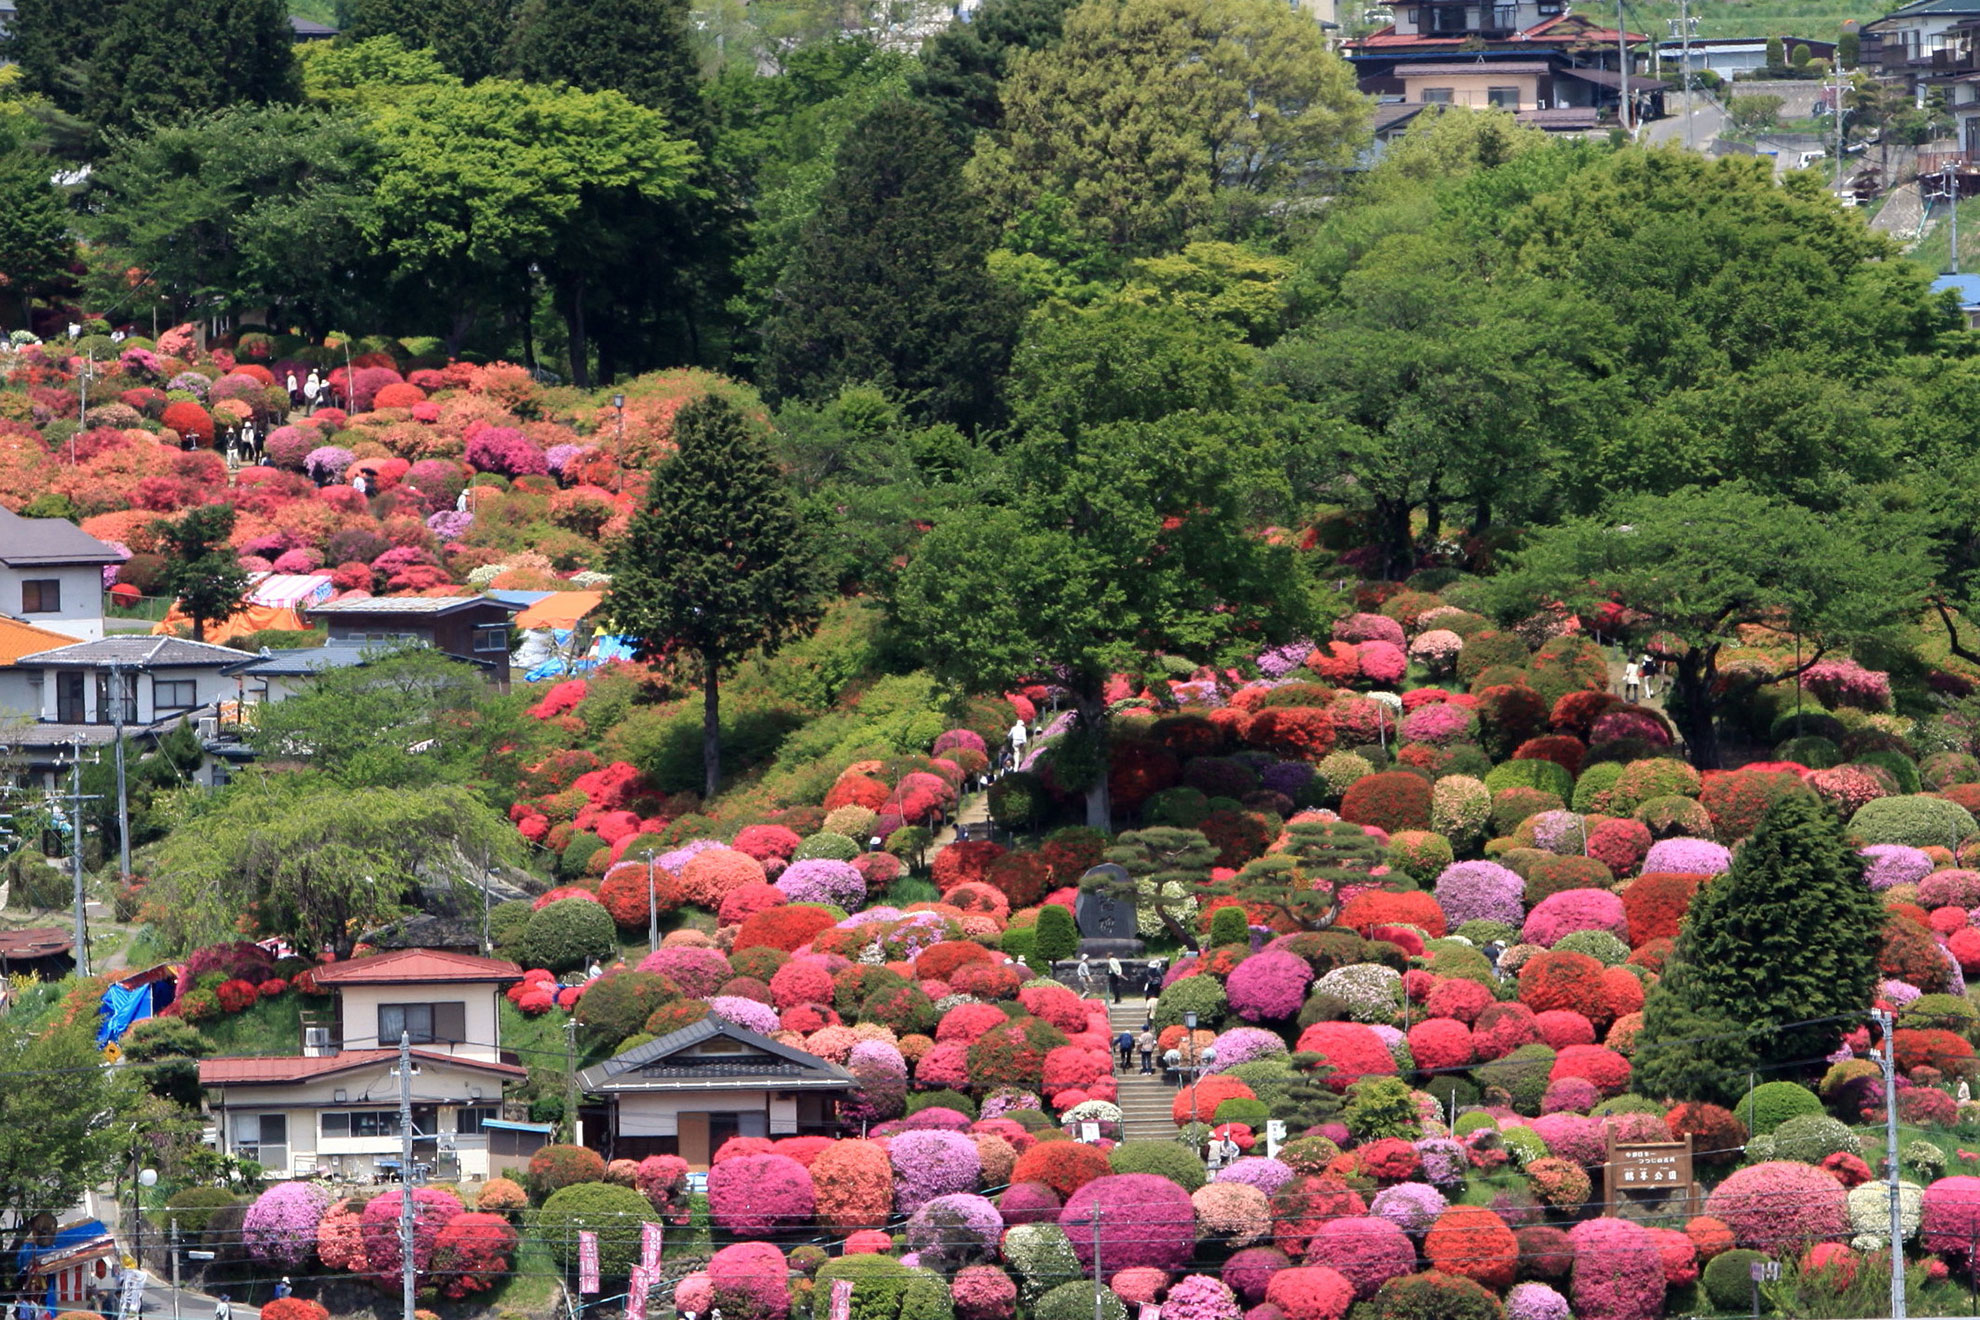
[
  {"x1": 96, "y1": 981, "x2": 152, "y2": 1048},
  {"x1": 524, "y1": 632, "x2": 635, "y2": 682}
]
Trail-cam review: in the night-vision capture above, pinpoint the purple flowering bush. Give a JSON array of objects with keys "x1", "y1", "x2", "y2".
[
  {"x1": 1164, "y1": 1275, "x2": 1243, "y2": 1320},
  {"x1": 243, "y1": 1181, "x2": 332, "y2": 1268},
  {"x1": 304, "y1": 445, "x2": 355, "y2": 484},
  {"x1": 775, "y1": 858, "x2": 864, "y2": 908},
  {"x1": 426, "y1": 509, "x2": 473, "y2": 542},
  {"x1": 1226, "y1": 950, "x2": 1312, "y2": 1023},
  {"x1": 906, "y1": 1193, "x2": 1004, "y2": 1271},
  {"x1": 706, "y1": 996, "x2": 780, "y2": 1034},
  {"x1": 1209, "y1": 1028, "x2": 1290, "y2": 1072},
  {"x1": 1640, "y1": 838, "x2": 1731, "y2": 876},
  {"x1": 1369, "y1": 1182, "x2": 1447, "y2": 1235},
  {"x1": 1434, "y1": 861, "x2": 1525, "y2": 928},
  {"x1": 890, "y1": 1130, "x2": 982, "y2": 1214},
  {"x1": 545, "y1": 443, "x2": 595, "y2": 478},
  {"x1": 1412, "y1": 1138, "x2": 1467, "y2": 1188},
  {"x1": 1216, "y1": 1157, "x2": 1295, "y2": 1196},
  {"x1": 1528, "y1": 810, "x2": 1589, "y2": 854},
  {"x1": 1862, "y1": 844, "x2": 1934, "y2": 892},
  {"x1": 1507, "y1": 1281, "x2": 1572, "y2": 1320},
  {"x1": 1258, "y1": 639, "x2": 1317, "y2": 679}
]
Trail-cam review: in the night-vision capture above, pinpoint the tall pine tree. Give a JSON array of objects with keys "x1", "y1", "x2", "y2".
[
  {"x1": 342, "y1": 0, "x2": 518, "y2": 83},
  {"x1": 506, "y1": 0, "x2": 702, "y2": 128},
  {"x1": 606, "y1": 397, "x2": 821, "y2": 799},
  {"x1": 911, "y1": 0, "x2": 1077, "y2": 135},
  {"x1": 1633, "y1": 795, "x2": 1884, "y2": 1104},
  {"x1": 760, "y1": 97, "x2": 1018, "y2": 432},
  {"x1": 83, "y1": 0, "x2": 299, "y2": 139},
  {"x1": 1, "y1": 0, "x2": 127, "y2": 114}
]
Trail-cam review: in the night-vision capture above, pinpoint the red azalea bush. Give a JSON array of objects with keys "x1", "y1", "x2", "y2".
[
  {"x1": 1408, "y1": 1018, "x2": 1475, "y2": 1071},
  {"x1": 1586, "y1": 818, "x2": 1652, "y2": 878},
  {"x1": 528, "y1": 1144, "x2": 606, "y2": 1194},
  {"x1": 1271, "y1": 1177, "x2": 1367, "y2": 1259},
  {"x1": 1518, "y1": 951, "x2": 1611, "y2": 1019},
  {"x1": 933, "y1": 841, "x2": 1008, "y2": 892},
  {"x1": 1011, "y1": 1141, "x2": 1112, "y2": 1201},
  {"x1": 1294, "y1": 1022, "x2": 1400, "y2": 1089},
  {"x1": 359, "y1": 1188, "x2": 462, "y2": 1288},
  {"x1": 1424, "y1": 1206, "x2": 1518, "y2": 1290},
  {"x1": 810, "y1": 1140, "x2": 894, "y2": 1229},
  {"x1": 1341, "y1": 773, "x2": 1434, "y2": 833},
  {"x1": 1338, "y1": 890, "x2": 1446, "y2": 939},
  {"x1": 733, "y1": 905, "x2": 837, "y2": 953},
  {"x1": 429, "y1": 1212, "x2": 518, "y2": 1298},
  {"x1": 1550, "y1": 1045, "x2": 1631, "y2": 1098},
  {"x1": 1263, "y1": 1267, "x2": 1357, "y2": 1320},
  {"x1": 1621, "y1": 873, "x2": 1704, "y2": 946}
]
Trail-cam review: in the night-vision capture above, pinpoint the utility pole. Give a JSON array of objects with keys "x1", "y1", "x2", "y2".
[
  {"x1": 398, "y1": 1031, "x2": 418, "y2": 1320},
  {"x1": 564, "y1": 1018, "x2": 581, "y2": 1145},
  {"x1": 1670, "y1": 0, "x2": 1697, "y2": 150},
  {"x1": 110, "y1": 661, "x2": 130, "y2": 881},
  {"x1": 67, "y1": 737, "x2": 93, "y2": 977},
  {"x1": 1617, "y1": 0, "x2": 1633, "y2": 136},
  {"x1": 1090, "y1": 1205, "x2": 1104, "y2": 1320},
  {"x1": 1875, "y1": 1007, "x2": 1907, "y2": 1320},
  {"x1": 169, "y1": 1219, "x2": 181, "y2": 1320},
  {"x1": 644, "y1": 850, "x2": 660, "y2": 954}
]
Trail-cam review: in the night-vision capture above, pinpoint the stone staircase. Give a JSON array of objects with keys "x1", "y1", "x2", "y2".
[{"x1": 1105, "y1": 999, "x2": 1181, "y2": 1142}]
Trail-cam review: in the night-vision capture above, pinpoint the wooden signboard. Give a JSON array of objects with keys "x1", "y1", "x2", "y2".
[{"x1": 1603, "y1": 1133, "x2": 1696, "y2": 1217}]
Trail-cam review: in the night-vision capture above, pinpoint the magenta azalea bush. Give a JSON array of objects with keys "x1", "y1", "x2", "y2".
[
  {"x1": 1303, "y1": 1217, "x2": 1413, "y2": 1298},
  {"x1": 1523, "y1": 889, "x2": 1628, "y2": 947},
  {"x1": 1226, "y1": 950, "x2": 1312, "y2": 1022},
  {"x1": 1400, "y1": 703, "x2": 1476, "y2": 746},
  {"x1": 1164, "y1": 1274, "x2": 1244, "y2": 1320},
  {"x1": 707, "y1": 1153, "x2": 817, "y2": 1237},
  {"x1": 1569, "y1": 1216, "x2": 1664, "y2": 1320},
  {"x1": 1062, "y1": 1174, "x2": 1198, "y2": 1274},
  {"x1": 1705, "y1": 1161, "x2": 1850, "y2": 1252}
]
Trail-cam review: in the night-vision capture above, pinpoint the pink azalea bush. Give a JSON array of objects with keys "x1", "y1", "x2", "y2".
[
  {"x1": 1523, "y1": 889, "x2": 1629, "y2": 947},
  {"x1": 1705, "y1": 1162, "x2": 1850, "y2": 1252},
  {"x1": 1226, "y1": 950, "x2": 1312, "y2": 1022},
  {"x1": 242, "y1": 1182, "x2": 332, "y2": 1269},
  {"x1": 1434, "y1": 861, "x2": 1525, "y2": 928},
  {"x1": 1569, "y1": 1217, "x2": 1665, "y2": 1320}
]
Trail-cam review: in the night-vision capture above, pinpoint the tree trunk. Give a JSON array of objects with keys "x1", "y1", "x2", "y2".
[
  {"x1": 1423, "y1": 498, "x2": 1442, "y2": 552},
  {"x1": 1077, "y1": 694, "x2": 1112, "y2": 830},
  {"x1": 1671, "y1": 654, "x2": 1721, "y2": 770},
  {"x1": 701, "y1": 655, "x2": 721, "y2": 801},
  {"x1": 564, "y1": 281, "x2": 591, "y2": 389},
  {"x1": 191, "y1": 612, "x2": 205, "y2": 643},
  {"x1": 1374, "y1": 497, "x2": 1412, "y2": 579}
]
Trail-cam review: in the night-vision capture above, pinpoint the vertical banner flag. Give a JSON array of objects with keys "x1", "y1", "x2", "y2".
[
  {"x1": 641, "y1": 1221, "x2": 664, "y2": 1274},
  {"x1": 578, "y1": 1230, "x2": 600, "y2": 1294},
  {"x1": 831, "y1": 1278, "x2": 854, "y2": 1320},
  {"x1": 627, "y1": 1267, "x2": 651, "y2": 1320}
]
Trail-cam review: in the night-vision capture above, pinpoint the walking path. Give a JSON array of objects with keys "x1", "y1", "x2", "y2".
[{"x1": 1105, "y1": 999, "x2": 1177, "y2": 1142}]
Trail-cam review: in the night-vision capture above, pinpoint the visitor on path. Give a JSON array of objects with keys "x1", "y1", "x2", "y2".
[
  {"x1": 1008, "y1": 717, "x2": 1028, "y2": 765},
  {"x1": 1106, "y1": 954, "x2": 1124, "y2": 1002},
  {"x1": 213, "y1": 1294, "x2": 232, "y2": 1320},
  {"x1": 1961, "y1": 1079, "x2": 1972, "y2": 1106},
  {"x1": 1640, "y1": 655, "x2": 1659, "y2": 699},
  {"x1": 241, "y1": 420, "x2": 256, "y2": 463},
  {"x1": 1623, "y1": 658, "x2": 1641, "y2": 702},
  {"x1": 1076, "y1": 955, "x2": 1093, "y2": 994},
  {"x1": 303, "y1": 370, "x2": 321, "y2": 411},
  {"x1": 274, "y1": 1279, "x2": 292, "y2": 1301},
  {"x1": 1142, "y1": 960, "x2": 1164, "y2": 1000},
  {"x1": 286, "y1": 372, "x2": 300, "y2": 406},
  {"x1": 1137, "y1": 1027, "x2": 1156, "y2": 1074},
  {"x1": 1114, "y1": 1030, "x2": 1134, "y2": 1071}
]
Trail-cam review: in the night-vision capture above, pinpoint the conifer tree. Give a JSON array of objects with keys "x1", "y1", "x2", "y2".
[
  {"x1": 760, "y1": 97, "x2": 1018, "y2": 431},
  {"x1": 155, "y1": 506, "x2": 250, "y2": 644},
  {"x1": 506, "y1": 0, "x2": 702, "y2": 129},
  {"x1": 1634, "y1": 795, "x2": 1883, "y2": 1104},
  {"x1": 606, "y1": 397, "x2": 821, "y2": 800},
  {"x1": 343, "y1": 0, "x2": 518, "y2": 83},
  {"x1": 83, "y1": 0, "x2": 299, "y2": 138}
]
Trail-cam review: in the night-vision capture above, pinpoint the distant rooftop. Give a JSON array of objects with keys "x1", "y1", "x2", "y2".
[
  {"x1": 17, "y1": 636, "x2": 254, "y2": 668},
  {"x1": 0, "y1": 506, "x2": 123, "y2": 569},
  {"x1": 1933, "y1": 273, "x2": 1980, "y2": 304},
  {"x1": 308, "y1": 595, "x2": 519, "y2": 617}
]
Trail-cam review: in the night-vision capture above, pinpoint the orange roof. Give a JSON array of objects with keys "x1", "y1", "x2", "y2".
[
  {"x1": 0, "y1": 616, "x2": 81, "y2": 665},
  {"x1": 200, "y1": 1048, "x2": 527, "y2": 1086},
  {"x1": 311, "y1": 948, "x2": 524, "y2": 986}
]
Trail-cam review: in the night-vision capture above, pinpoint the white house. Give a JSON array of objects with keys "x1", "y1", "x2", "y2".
[
  {"x1": 16, "y1": 635, "x2": 253, "y2": 726},
  {"x1": 199, "y1": 949, "x2": 529, "y2": 1182},
  {"x1": 0, "y1": 505, "x2": 122, "y2": 642}
]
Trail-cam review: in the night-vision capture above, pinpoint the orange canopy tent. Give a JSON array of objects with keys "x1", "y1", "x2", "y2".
[
  {"x1": 152, "y1": 573, "x2": 331, "y2": 645},
  {"x1": 514, "y1": 591, "x2": 603, "y2": 631}
]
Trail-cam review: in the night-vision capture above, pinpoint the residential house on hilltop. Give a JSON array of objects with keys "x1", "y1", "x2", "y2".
[
  {"x1": 198, "y1": 949, "x2": 535, "y2": 1182},
  {"x1": 1347, "y1": 3, "x2": 1663, "y2": 129},
  {"x1": 576, "y1": 1016, "x2": 855, "y2": 1169},
  {"x1": 0, "y1": 505, "x2": 121, "y2": 643}
]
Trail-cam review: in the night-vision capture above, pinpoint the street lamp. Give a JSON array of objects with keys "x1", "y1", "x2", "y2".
[
  {"x1": 612, "y1": 394, "x2": 626, "y2": 445},
  {"x1": 1184, "y1": 1011, "x2": 1200, "y2": 1131},
  {"x1": 135, "y1": 1167, "x2": 157, "y2": 1268}
]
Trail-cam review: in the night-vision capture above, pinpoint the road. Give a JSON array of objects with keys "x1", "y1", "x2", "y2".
[
  {"x1": 130, "y1": 1271, "x2": 263, "y2": 1320},
  {"x1": 1643, "y1": 91, "x2": 1725, "y2": 151}
]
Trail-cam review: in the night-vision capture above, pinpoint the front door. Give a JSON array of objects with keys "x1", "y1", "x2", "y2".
[{"x1": 677, "y1": 1113, "x2": 711, "y2": 1170}]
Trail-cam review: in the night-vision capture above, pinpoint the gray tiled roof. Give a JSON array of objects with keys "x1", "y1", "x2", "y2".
[
  {"x1": 17, "y1": 636, "x2": 255, "y2": 668},
  {"x1": 578, "y1": 1016, "x2": 855, "y2": 1093},
  {"x1": 218, "y1": 643, "x2": 373, "y2": 677},
  {"x1": 308, "y1": 595, "x2": 520, "y2": 616},
  {"x1": 0, "y1": 507, "x2": 123, "y2": 568}
]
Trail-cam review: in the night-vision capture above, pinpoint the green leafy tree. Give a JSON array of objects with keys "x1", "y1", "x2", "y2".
[
  {"x1": 607, "y1": 396, "x2": 823, "y2": 799},
  {"x1": 1839, "y1": 28, "x2": 1860, "y2": 69},
  {"x1": 1634, "y1": 796, "x2": 1883, "y2": 1104},
  {"x1": 761, "y1": 97, "x2": 1019, "y2": 431},
  {"x1": 0, "y1": 1018, "x2": 137, "y2": 1229},
  {"x1": 1726, "y1": 94, "x2": 1784, "y2": 135},
  {"x1": 83, "y1": 0, "x2": 300, "y2": 140},
  {"x1": 85, "y1": 106, "x2": 381, "y2": 332},
  {"x1": 1104, "y1": 826, "x2": 1216, "y2": 949},
  {"x1": 0, "y1": 0, "x2": 125, "y2": 114},
  {"x1": 248, "y1": 646, "x2": 542, "y2": 802},
  {"x1": 155, "y1": 506, "x2": 250, "y2": 643},
  {"x1": 967, "y1": 0, "x2": 1370, "y2": 255},
  {"x1": 896, "y1": 410, "x2": 1313, "y2": 827},
  {"x1": 150, "y1": 779, "x2": 520, "y2": 958},
  {"x1": 0, "y1": 148, "x2": 74, "y2": 324},
  {"x1": 342, "y1": 0, "x2": 519, "y2": 83},
  {"x1": 1492, "y1": 484, "x2": 1930, "y2": 768}
]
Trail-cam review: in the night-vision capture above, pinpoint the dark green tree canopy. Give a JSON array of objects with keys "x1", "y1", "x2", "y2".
[
  {"x1": 761, "y1": 97, "x2": 1019, "y2": 431},
  {"x1": 342, "y1": 0, "x2": 519, "y2": 83},
  {"x1": 155, "y1": 505, "x2": 251, "y2": 644},
  {"x1": 607, "y1": 395, "x2": 823, "y2": 797},
  {"x1": 1633, "y1": 795, "x2": 1884, "y2": 1104},
  {"x1": 83, "y1": 0, "x2": 300, "y2": 140},
  {"x1": 506, "y1": 0, "x2": 703, "y2": 131}
]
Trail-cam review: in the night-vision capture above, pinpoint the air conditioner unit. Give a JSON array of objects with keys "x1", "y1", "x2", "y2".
[
  {"x1": 304, "y1": 1027, "x2": 333, "y2": 1056},
  {"x1": 197, "y1": 717, "x2": 218, "y2": 740}
]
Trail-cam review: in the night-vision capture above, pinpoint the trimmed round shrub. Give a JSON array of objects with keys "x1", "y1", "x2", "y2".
[
  {"x1": 1702, "y1": 1250, "x2": 1770, "y2": 1311},
  {"x1": 1371, "y1": 1272, "x2": 1503, "y2": 1320},
  {"x1": 242, "y1": 1182, "x2": 331, "y2": 1269},
  {"x1": 711, "y1": 1240, "x2": 791, "y2": 1320},
  {"x1": 1342, "y1": 773, "x2": 1434, "y2": 833},
  {"x1": 1061, "y1": 1174, "x2": 1199, "y2": 1274},
  {"x1": 707, "y1": 1153, "x2": 817, "y2": 1237},
  {"x1": 1733, "y1": 1081, "x2": 1823, "y2": 1136},
  {"x1": 517, "y1": 898, "x2": 617, "y2": 972},
  {"x1": 1109, "y1": 1140, "x2": 1209, "y2": 1191},
  {"x1": 1522, "y1": 890, "x2": 1627, "y2": 948},
  {"x1": 1434, "y1": 861, "x2": 1525, "y2": 929},
  {"x1": 890, "y1": 1129, "x2": 982, "y2": 1214},
  {"x1": 1304, "y1": 1218, "x2": 1414, "y2": 1299},
  {"x1": 1264, "y1": 1267, "x2": 1356, "y2": 1320},
  {"x1": 1850, "y1": 796, "x2": 1978, "y2": 849},
  {"x1": 1034, "y1": 1282, "x2": 1125, "y2": 1320},
  {"x1": 1704, "y1": 1161, "x2": 1849, "y2": 1252},
  {"x1": 1424, "y1": 1206, "x2": 1518, "y2": 1289},
  {"x1": 1568, "y1": 1217, "x2": 1664, "y2": 1320},
  {"x1": 906, "y1": 1193, "x2": 1004, "y2": 1272},
  {"x1": 1227, "y1": 950, "x2": 1313, "y2": 1023}
]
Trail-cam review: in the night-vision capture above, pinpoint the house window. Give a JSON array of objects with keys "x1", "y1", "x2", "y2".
[
  {"x1": 473, "y1": 626, "x2": 510, "y2": 653},
  {"x1": 1420, "y1": 87, "x2": 1454, "y2": 104},
  {"x1": 378, "y1": 1002, "x2": 466, "y2": 1045},
  {"x1": 1487, "y1": 86, "x2": 1520, "y2": 108},
  {"x1": 456, "y1": 1106, "x2": 502, "y2": 1135},
  {"x1": 321, "y1": 1110, "x2": 402, "y2": 1138},
  {"x1": 153, "y1": 679, "x2": 197, "y2": 713},
  {"x1": 21, "y1": 580, "x2": 59, "y2": 614},
  {"x1": 234, "y1": 1113, "x2": 287, "y2": 1164},
  {"x1": 56, "y1": 672, "x2": 84, "y2": 724},
  {"x1": 96, "y1": 673, "x2": 137, "y2": 725}
]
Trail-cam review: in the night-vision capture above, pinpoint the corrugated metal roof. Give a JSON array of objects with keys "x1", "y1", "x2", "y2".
[
  {"x1": 311, "y1": 948, "x2": 523, "y2": 986},
  {"x1": 201, "y1": 1048, "x2": 526, "y2": 1086},
  {"x1": 17, "y1": 636, "x2": 254, "y2": 668}
]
